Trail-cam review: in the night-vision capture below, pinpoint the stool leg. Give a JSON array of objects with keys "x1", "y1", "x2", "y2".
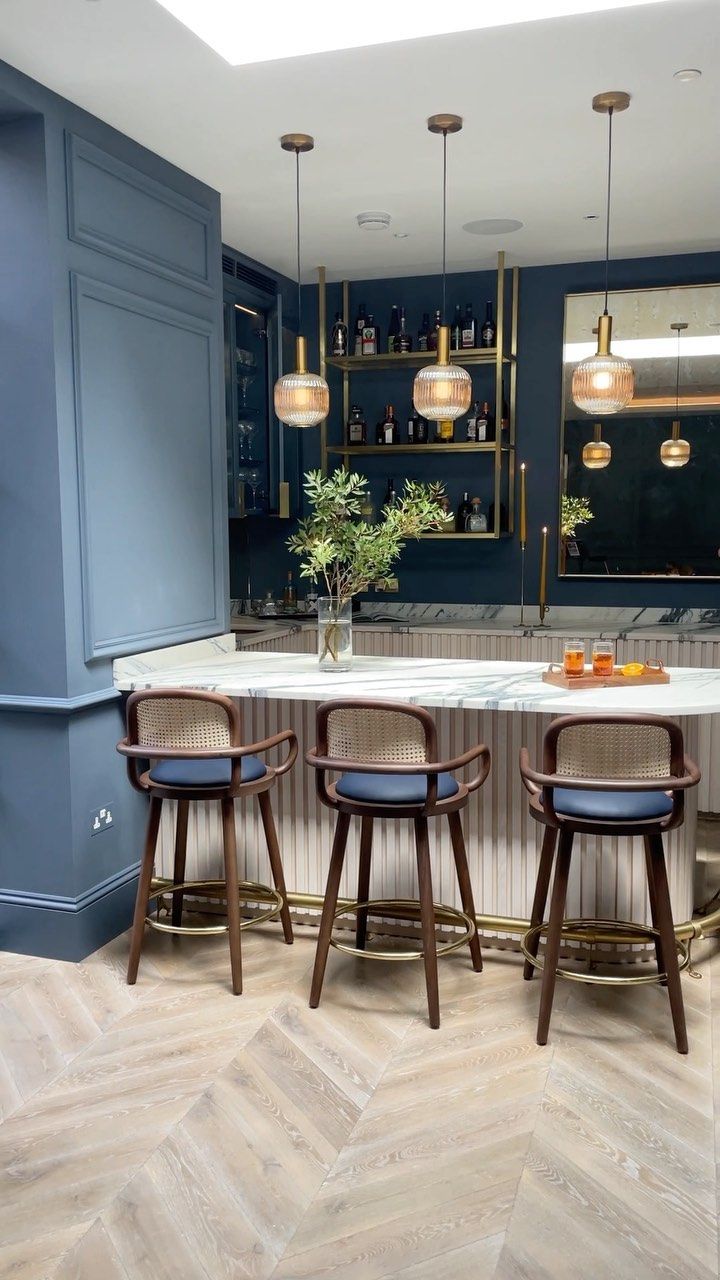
[
  {"x1": 647, "y1": 833, "x2": 688, "y2": 1054},
  {"x1": 448, "y1": 811, "x2": 482, "y2": 972},
  {"x1": 643, "y1": 834, "x2": 666, "y2": 985},
  {"x1": 127, "y1": 796, "x2": 162, "y2": 985},
  {"x1": 221, "y1": 798, "x2": 243, "y2": 996},
  {"x1": 310, "y1": 812, "x2": 350, "y2": 1009},
  {"x1": 524, "y1": 827, "x2": 558, "y2": 981},
  {"x1": 171, "y1": 800, "x2": 189, "y2": 929},
  {"x1": 415, "y1": 816, "x2": 440, "y2": 1030},
  {"x1": 536, "y1": 829, "x2": 573, "y2": 1046},
  {"x1": 355, "y1": 817, "x2": 373, "y2": 950},
  {"x1": 258, "y1": 790, "x2": 294, "y2": 945}
]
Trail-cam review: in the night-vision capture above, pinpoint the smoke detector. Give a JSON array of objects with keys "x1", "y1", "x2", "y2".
[{"x1": 357, "y1": 211, "x2": 391, "y2": 231}]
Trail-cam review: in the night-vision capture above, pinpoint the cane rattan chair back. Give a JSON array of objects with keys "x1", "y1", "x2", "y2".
[
  {"x1": 550, "y1": 718, "x2": 676, "y2": 782},
  {"x1": 324, "y1": 703, "x2": 433, "y2": 766}
]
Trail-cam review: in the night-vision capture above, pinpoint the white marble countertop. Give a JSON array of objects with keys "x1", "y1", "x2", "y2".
[{"x1": 114, "y1": 639, "x2": 720, "y2": 716}]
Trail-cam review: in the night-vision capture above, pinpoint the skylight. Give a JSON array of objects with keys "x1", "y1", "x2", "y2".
[{"x1": 154, "y1": 0, "x2": 672, "y2": 67}]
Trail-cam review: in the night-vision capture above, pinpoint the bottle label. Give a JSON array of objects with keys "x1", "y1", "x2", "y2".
[
  {"x1": 418, "y1": 336, "x2": 428, "y2": 351},
  {"x1": 461, "y1": 326, "x2": 474, "y2": 348},
  {"x1": 407, "y1": 419, "x2": 415, "y2": 442},
  {"x1": 349, "y1": 423, "x2": 364, "y2": 442},
  {"x1": 476, "y1": 419, "x2": 487, "y2": 441},
  {"x1": 383, "y1": 424, "x2": 394, "y2": 444},
  {"x1": 481, "y1": 324, "x2": 494, "y2": 345},
  {"x1": 362, "y1": 326, "x2": 376, "y2": 355},
  {"x1": 466, "y1": 417, "x2": 477, "y2": 442}
]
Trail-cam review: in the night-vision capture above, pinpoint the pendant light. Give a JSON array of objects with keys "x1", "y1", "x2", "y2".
[
  {"x1": 572, "y1": 92, "x2": 634, "y2": 415},
  {"x1": 660, "y1": 322, "x2": 691, "y2": 467},
  {"x1": 582, "y1": 422, "x2": 611, "y2": 469},
  {"x1": 413, "y1": 114, "x2": 472, "y2": 422},
  {"x1": 273, "y1": 134, "x2": 330, "y2": 429}
]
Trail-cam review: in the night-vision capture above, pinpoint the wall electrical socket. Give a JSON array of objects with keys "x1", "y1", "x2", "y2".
[{"x1": 90, "y1": 806, "x2": 114, "y2": 835}]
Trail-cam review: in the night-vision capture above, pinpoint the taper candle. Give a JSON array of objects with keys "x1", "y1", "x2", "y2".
[
  {"x1": 519, "y1": 462, "x2": 527, "y2": 546},
  {"x1": 539, "y1": 525, "x2": 548, "y2": 608}
]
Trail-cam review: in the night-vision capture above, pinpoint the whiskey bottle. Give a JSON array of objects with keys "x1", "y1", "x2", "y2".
[
  {"x1": 465, "y1": 400, "x2": 481, "y2": 442},
  {"x1": 414, "y1": 415, "x2": 429, "y2": 444},
  {"x1": 394, "y1": 307, "x2": 412, "y2": 352},
  {"x1": 376, "y1": 403, "x2": 398, "y2": 445},
  {"x1": 354, "y1": 303, "x2": 366, "y2": 356},
  {"x1": 455, "y1": 492, "x2": 471, "y2": 532},
  {"x1": 475, "y1": 400, "x2": 495, "y2": 442},
  {"x1": 480, "y1": 301, "x2": 496, "y2": 348},
  {"x1": 466, "y1": 498, "x2": 488, "y2": 533},
  {"x1": 417, "y1": 312, "x2": 430, "y2": 352},
  {"x1": 436, "y1": 419, "x2": 454, "y2": 443},
  {"x1": 428, "y1": 309, "x2": 442, "y2": 352},
  {"x1": 451, "y1": 304, "x2": 463, "y2": 351},
  {"x1": 461, "y1": 303, "x2": 476, "y2": 349},
  {"x1": 382, "y1": 477, "x2": 398, "y2": 513},
  {"x1": 387, "y1": 305, "x2": 400, "y2": 353},
  {"x1": 361, "y1": 314, "x2": 378, "y2": 356},
  {"x1": 331, "y1": 312, "x2": 348, "y2": 357},
  {"x1": 347, "y1": 404, "x2": 367, "y2": 445},
  {"x1": 360, "y1": 491, "x2": 375, "y2": 523},
  {"x1": 407, "y1": 410, "x2": 420, "y2": 443},
  {"x1": 282, "y1": 570, "x2": 297, "y2": 610}
]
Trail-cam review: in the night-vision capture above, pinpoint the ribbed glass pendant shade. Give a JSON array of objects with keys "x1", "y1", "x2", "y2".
[
  {"x1": 274, "y1": 336, "x2": 329, "y2": 428},
  {"x1": 572, "y1": 315, "x2": 634, "y2": 415},
  {"x1": 582, "y1": 423, "x2": 611, "y2": 469},
  {"x1": 660, "y1": 421, "x2": 690, "y2": 468},
  {"x1": 413, "y1": 326, "x2": 472, "y2": 421}
]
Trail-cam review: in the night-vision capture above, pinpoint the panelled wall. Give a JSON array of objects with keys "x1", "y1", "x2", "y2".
[{"x1": 0, "y1": 58, "x2": 226, "y2": 958}]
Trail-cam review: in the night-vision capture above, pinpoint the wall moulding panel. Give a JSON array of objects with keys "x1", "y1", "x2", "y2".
[
  {"x1": 65, "y1": 132, "x2": 213, "y2": 294},
  {"x1": 70, "y1": 272, "x2": 225, "y2": 660}
]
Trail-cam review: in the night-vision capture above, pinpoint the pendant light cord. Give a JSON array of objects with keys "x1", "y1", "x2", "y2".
[
  {"x1": 295, "y1": 146, "x2": 302, "y2": 332},
  {"x1": 675, "y1": 327, "x2": 681, "y2": 416},
  {"x1": 603, "y1": 107, "x2": 614, "y2": 316},
  {"x1": 441, "y1": 129, "x2": 448, "y2": 322}
]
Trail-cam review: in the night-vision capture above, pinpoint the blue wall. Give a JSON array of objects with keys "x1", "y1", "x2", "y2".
[
  {"x1": 232, "y1": 250, "x2": 720, "y2": 609},
  {"x1": 0, "y1": 58, "x2": 226, "y2": 958}
]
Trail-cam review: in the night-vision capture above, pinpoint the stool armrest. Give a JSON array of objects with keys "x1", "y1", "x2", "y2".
[
  {"x1": 519, "y1": 753, "x2": 700, "y2": 793},
  {"x1": 440, "y1": 743, "x2": 491, "y2": 792},
  {"x1": 247, "y1": 729, "x2": 298, "y2": 776},
  {"x1": 117, "y1": 739, "x2": 278, "y2": 761},
  {"x1": 306, "y1": 744, "x2": 490, "y2": 793}
]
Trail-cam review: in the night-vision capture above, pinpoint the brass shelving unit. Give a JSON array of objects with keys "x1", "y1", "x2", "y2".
[{"x1": 318, "y1": 251, "x2": 519, "y2": 540}]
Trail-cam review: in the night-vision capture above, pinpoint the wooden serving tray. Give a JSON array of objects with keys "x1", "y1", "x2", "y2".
[{"x1": 542, "y1": 660, "x2": 669, "y2": 690}]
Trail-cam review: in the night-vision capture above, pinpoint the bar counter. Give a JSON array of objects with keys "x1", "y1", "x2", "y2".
[{"x1": 114, "y1": 635, "x2": 720, "y2": 948}]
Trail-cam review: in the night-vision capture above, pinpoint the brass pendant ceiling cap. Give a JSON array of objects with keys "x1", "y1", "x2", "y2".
[
  {"x1": 427, "y1": 113, "x2": 463, "y2": 134},
  {"x1": 592, "y1": 91, "x2": 631, "y2": 114},
  {"x1": 671, "y1": 321, "x2": 689, "y2": 332},
  {"x1": 280, "y1": 133, "x2": 314, "y2": 152}
]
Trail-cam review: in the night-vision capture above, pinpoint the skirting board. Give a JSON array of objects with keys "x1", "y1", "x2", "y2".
[{"x1": 0, "y1": 863, "x2": 139, "y2": 961}]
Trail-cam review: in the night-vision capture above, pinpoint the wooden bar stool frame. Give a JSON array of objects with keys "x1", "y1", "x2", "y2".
[
  {"x1": 306, "y1": 698, "x2": 491, "y2": 1028},
  {"x1": 118, "y1": 689, "x2": 297, "y2": 995},
  {"x1": 519, "y1": 712, "x2": 700, "y2": 1054}
]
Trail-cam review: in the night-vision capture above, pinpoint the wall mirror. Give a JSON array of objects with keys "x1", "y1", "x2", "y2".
[{"x1": 560, "y1": 283, "x2": 720, "y2": 578}]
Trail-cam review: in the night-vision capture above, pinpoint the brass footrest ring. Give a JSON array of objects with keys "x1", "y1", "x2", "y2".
[
  {"x1": 330, "y1": 898, "x2": 475, "y2": 961},
  {"x1": 145, "y1": 879, "x2": 284, "y2": 936},
  {"x1": 520, "y1": 918, "x2": 690, "y2": 987}
]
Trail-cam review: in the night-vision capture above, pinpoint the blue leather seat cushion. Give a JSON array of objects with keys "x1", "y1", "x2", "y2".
[
  {"x1": 335, "y1": 770, "x2": 459, "y2": 805},
  {"x1": 149, "y1": 756, "x2": 266, "y2": 788},
  {"x1": 546, "y1": 787, "x2": 673, "y2": 821}
]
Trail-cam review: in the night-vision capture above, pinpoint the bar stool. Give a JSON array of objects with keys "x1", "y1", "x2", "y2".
[
  {"x1": 117, "y1": 689, "x2": 297, "y2": 994},
  {"x1": 519, "y1": 713, "x2": 700, "y2": 1053},
  {"x1": 306, "y1": 698, "x2": 491, "y2": 1028}
]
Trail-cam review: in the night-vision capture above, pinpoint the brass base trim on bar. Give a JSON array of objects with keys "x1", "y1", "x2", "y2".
[
  {"x1": 330, "y1": 898, "x2": 476, "y2": 962},
  {"x1": 146, "y1": 879, "x2": 284, "y2": 936},
  {"x1": 520, "y1": 918, "x2": 691, "y2": 987}
]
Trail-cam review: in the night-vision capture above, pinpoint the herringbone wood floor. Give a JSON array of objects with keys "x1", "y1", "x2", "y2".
[{"x1": 1, "y1": 909, "x2": 719, "y2": 1279}]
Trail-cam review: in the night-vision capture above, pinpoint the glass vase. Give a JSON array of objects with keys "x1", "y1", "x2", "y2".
[{"x1": 317, "y1": 597, "x2": 352, "y2": 672}]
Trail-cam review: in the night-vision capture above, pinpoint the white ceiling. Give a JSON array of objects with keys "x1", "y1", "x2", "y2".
[{"x1": 0, "y1": 0, "x2": 718, "y2": 282}]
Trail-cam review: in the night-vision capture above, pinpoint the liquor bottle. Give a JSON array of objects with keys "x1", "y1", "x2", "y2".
[
  {"x1": 330, "y1": 312, "x2": 348, "y2": 357},
  {"x1": 376, "y1": 403, "x2": 398, "y2": 445},
  {"x1": 407, "y1": 410, "x2": 421, "y2": 444},
  {"x1": 481, "y1": 301, "x2": 496, "y2": 348},
  {"x1": 455, "y1": 491, "x2": 471, "y2": 532},
  {"x1": 387, "y1": 305, "x2": 401, "y2": 353},
  {"x1": 436, "y1": 419, "x2": 454, "y2": 443},
  {"x1": 394, "y1": 307, "x2": 412, "y2": 353},
  {"x1": 428, "y1": 309, "x2": 442, "y2": 353},
  {"x1": 466, "y1": 498, "x2": 488, "y2": 533},
  {"x1": 437, "y1": 495, "x2": 454, "y2": 532},
  {"x1": 450, "y1": 304, "x2": 463, "y2": 351},
  {"x1": 414, "y1": 415, "x2": 429, "y2": 443},
  {"x1": 500, "y1": 382, "x2": 509, "y2": 434},
  {"x1": 354, "y1": 303, "x2": 366, "y2": 356},
  {"x1": 347, "y1": 404, "x2": 367, "y2": 445},
  {"x1": 461, "y1": 303, "x2": 476, "y2": 349},
  {"x1": 417, "y1": 312, "x2": 430, "y2": 352},
  {"x1": 360, "y1": 491, "x2": 375, "y2": 523},
  {"x1": 282, "y1": 570, "x2": 297, "y2": 610},
  {"x1": 361, "y1": 314, "x2": 378, "y2": 356},
  {"x1": 475, "y1": 400, "x2": 495, "y2": 442},
  {"x1": 465, "y1": 400, "x2": 480, "y2": 443},
  {"x1": 382, "y1": 477, "x2": 398, "y2": 513}
]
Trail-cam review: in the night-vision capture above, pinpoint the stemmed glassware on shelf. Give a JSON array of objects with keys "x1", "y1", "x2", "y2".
[{"x1": 246, "y1": 467, "x2": 264, "y2": 513}]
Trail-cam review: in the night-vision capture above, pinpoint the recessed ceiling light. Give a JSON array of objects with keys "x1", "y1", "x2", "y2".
[
  {"x1": 154, "y1": 1, "x2": 674, "y2": 67},
  {"x1": 357, "y1": 211, "x2": 391, "y2": 231},
  {"x1": 393, "y1": 231, "x2": 410, "y2": 239},
  {"x1": 673, "y1": 68, "x2": 702, "y2": 81},
  {"x1": 584, "y1": 213, "x2": 599, "y2": 219},
  {"x1": 463, "y1": 218, "x2": 523, "y2": 235}
]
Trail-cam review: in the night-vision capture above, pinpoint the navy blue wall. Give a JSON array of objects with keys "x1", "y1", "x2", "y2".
[
  {"x1": 232, "y1": 250, "x2": 720, "y2": 609},
  {"x1": 0, "y1": 58, "x2": 226, "y2": 958}
]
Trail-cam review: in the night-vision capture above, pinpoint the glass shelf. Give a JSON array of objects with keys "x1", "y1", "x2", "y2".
[{"x1": 326, "y1": 348, "x2": 514, "y2": 372}]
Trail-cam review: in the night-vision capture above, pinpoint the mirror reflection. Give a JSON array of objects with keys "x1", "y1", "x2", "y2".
[{"x1": 560, "y1": 283, "x2": 720, "y2": 578}]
